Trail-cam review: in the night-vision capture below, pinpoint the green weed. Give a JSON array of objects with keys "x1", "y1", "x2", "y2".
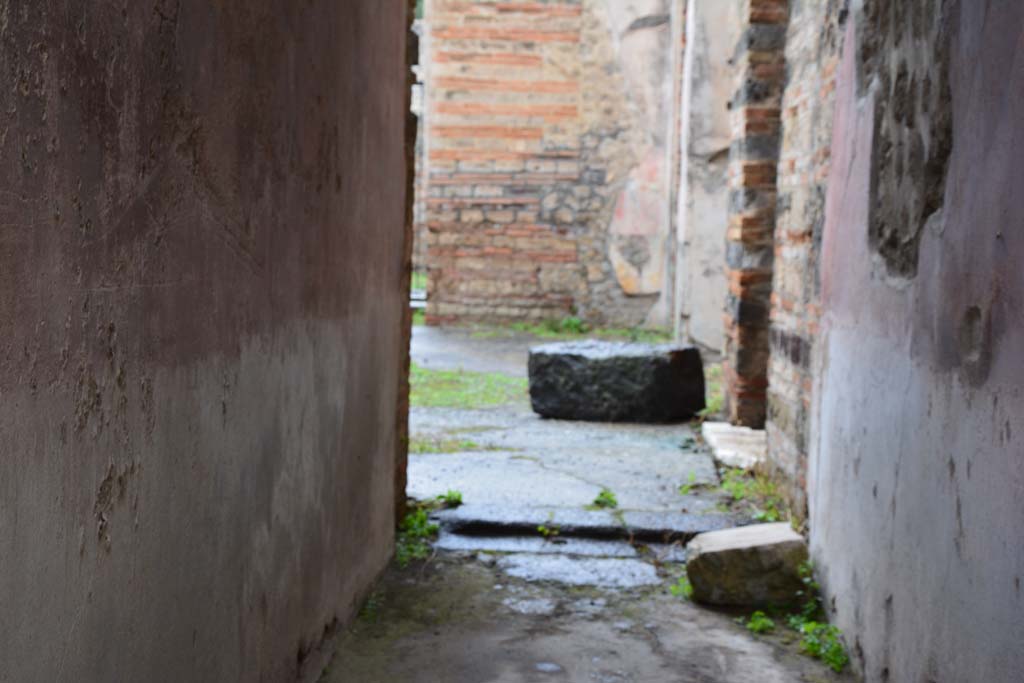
[
  {"x1": 537, "y1": 512, "x2": 561, "y2": 539},
  {"x1": 412, "y1": 309, "x2": 426, "y2": 326},
  {"x1": 410, "y1": 363, "x2": 528, "y2": 408},
  {"x1": 461, "y1": 318, "x2": 673, "y2": 343},
  {"x1": 589, "y1": 488, "x2": 618, "y2": 510},
  {"x1": 745, "y1": 611, "x2": 776, "y2": 634},
  {"x1": 395, "y1": 508, "x2": 439, "y2": 568},
  {"x1": 678, "y1": 472, "x2": 699, "y2": 495},
  {"x1": 797, "y1": 622, "x2": 849, "y2": 672},
  {"x1": 436, "y1": 490, "x2": 463, "y2": 508},
  {"x1": 409, "y1": 435, "x2": 498, "y2": 454},
  {"x1": 501, "y1": 317, "x2": 671, "y2": 343},
  {"x1": 784, "y1": 562, "x2": 849, "y2": 673},
  {"x1": 792, "y1": 561, "x2": 824, "y2": 622},
  {"x1": 753, "y1": 507, "x2": 782, "y2": 522},
  {"x1": 669, "y1": 575, "x2": 694, "y2": 600},
  {"x1": 718, "y1": 468, "x2": 788, "y2": 523},
  {"x1": 559, "y1": 316, "x2": 587, "y2": 334},
  {"x1": 509, "y1": 317, "x2": 589, "y2": 338}
]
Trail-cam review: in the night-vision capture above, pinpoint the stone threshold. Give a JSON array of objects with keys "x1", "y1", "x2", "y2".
[{"x1": 432, "y1": 503, "x2": 749, "y2": 544}]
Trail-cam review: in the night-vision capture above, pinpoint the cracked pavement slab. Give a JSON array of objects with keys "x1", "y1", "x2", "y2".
[{"x1": 409, "y1": 407, "x2": 720, "y2": 513}]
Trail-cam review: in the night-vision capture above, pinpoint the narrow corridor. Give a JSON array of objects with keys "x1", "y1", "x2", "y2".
[{"x1": 321, "y1": 325, "x2": 848, "y2": 682}]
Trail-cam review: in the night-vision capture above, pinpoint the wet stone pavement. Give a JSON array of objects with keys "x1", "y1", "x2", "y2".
[{"x1": 322, "y1": 326, "x2": 850, "y2": 682}]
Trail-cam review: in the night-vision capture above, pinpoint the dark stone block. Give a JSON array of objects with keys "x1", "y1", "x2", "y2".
[
  {"x1": 726, "y1": 242, "x2": 774, "y2": 270},
  {"x1": 740, "y1": 24, "x2": 787, "y2": 52},
  {"x1": 734, "y1": 134, "x2": 781, "y2": 162},
  {"x1": 528, "y1": 341, "x2": 705, "y2": 422}
]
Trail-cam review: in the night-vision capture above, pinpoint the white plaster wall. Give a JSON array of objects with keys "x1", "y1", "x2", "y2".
[
  {"x1": 811, "y1": 6, "x2": 1024, "y2": 680},
  {"x1": 673, "y1": 0, "x2": 740, "y2": 350}
]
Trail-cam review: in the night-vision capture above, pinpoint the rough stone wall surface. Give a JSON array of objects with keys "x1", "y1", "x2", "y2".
[
  {"x1": 423, "y1": 0, "x2": 679, "y2": 327},
  {"x1": 764, "y1": 0, "x2": 846, "y2": 515},
  {"x1": 722, "y1": 0, "x2": 788, "y2": 427},
  {"x1": 0, "y1": 3, "x2": 409, "y2": 681},
  {"x1": 674, "y1": 0, "x2": 742, "y2": 352},
  {"x1": 810, "y1": 2, "x2": 1024, "y2": 680}
]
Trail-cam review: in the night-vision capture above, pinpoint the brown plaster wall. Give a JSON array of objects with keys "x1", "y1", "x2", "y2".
[
  {"x1": 810, "y1": 2, "x2": 1024, "y2": 679},
  {"x1": 0, "y1": 2, "x2": 410, "y2": 680}
]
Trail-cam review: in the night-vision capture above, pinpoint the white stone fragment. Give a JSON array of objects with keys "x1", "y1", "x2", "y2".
[{"x1": 702, "y1": 421, "x2": 767, "y2": 469}]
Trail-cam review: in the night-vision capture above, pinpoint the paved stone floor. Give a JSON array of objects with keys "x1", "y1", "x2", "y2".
[
  {"x1": 322, "y1": 325, "x2": 850, "y2": 682},
  {"x1": 323, "y1": 559, "x2": 846, "y2": 683},
  {"x1": 409, "y1": 407, "x2": 720, "y2": 514}
]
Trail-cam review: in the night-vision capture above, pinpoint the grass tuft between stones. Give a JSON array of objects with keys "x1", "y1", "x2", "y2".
[
  {"x1": 394, "y1": 492, "x2": 464, "y2": 568},
  {"x1": 587, "y1": 487, "x2": 619, "y2": 510},
  {"x1": 467, "y1": 317, "x2": 671, "y2": 343},
  {"x1": 409, "y1": 435, "x2": 505, "y2": 454},
  {"x1": 669, "y1": 575, "x2": 693, "y2": 600},
  {"x1": 714, "y1": 468, "x2": 789, "y2": 523},
  {"x1": 410, "y1": 363, "x2": 528, "y2": 409},
  {"x1": 395, "y1": 508, "x2": 438, "y2": 568}
]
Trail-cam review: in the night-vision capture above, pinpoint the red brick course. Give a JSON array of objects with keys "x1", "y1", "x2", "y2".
[
  {"x1": 422, "y1": 0, "x2": 678, "y2": 326},
  {"x1": 423, "y1": 0, "x2": 587, "y2": 323}
]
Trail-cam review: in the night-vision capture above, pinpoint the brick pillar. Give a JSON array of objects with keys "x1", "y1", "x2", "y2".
[{"x1": 723, "y1": 0, "x2": 787, "y2": 428}]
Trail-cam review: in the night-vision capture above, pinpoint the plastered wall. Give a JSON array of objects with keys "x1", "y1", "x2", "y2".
[
  {"x1": 0, "y1": 3, "x2": 410, "y2": 680},
  {"x1": 810, "y1": 2, "x2": 1024, "y2": 679}
]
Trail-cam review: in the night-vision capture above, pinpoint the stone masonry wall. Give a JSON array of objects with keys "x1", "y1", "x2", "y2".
[
  {"x1": 423, "y1": 0, "x2": 679, "y2": 327},
  {"x1": 764, "y1": 0, "x2": 846, "y2": 515},
  {"x1": 722, "y1": 0, "x2": 788, "y2": 427}
]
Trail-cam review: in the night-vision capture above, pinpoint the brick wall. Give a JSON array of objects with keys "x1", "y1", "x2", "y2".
[
  {"x1": 764, "y1": 0, "x2": 846, "y2": 515},
  {"x1": 722, "y1": 0, "x2": 788, "y2": 427},
  {"x1": 423, "y1": 0, "x2": 679, "y2": 326}
]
